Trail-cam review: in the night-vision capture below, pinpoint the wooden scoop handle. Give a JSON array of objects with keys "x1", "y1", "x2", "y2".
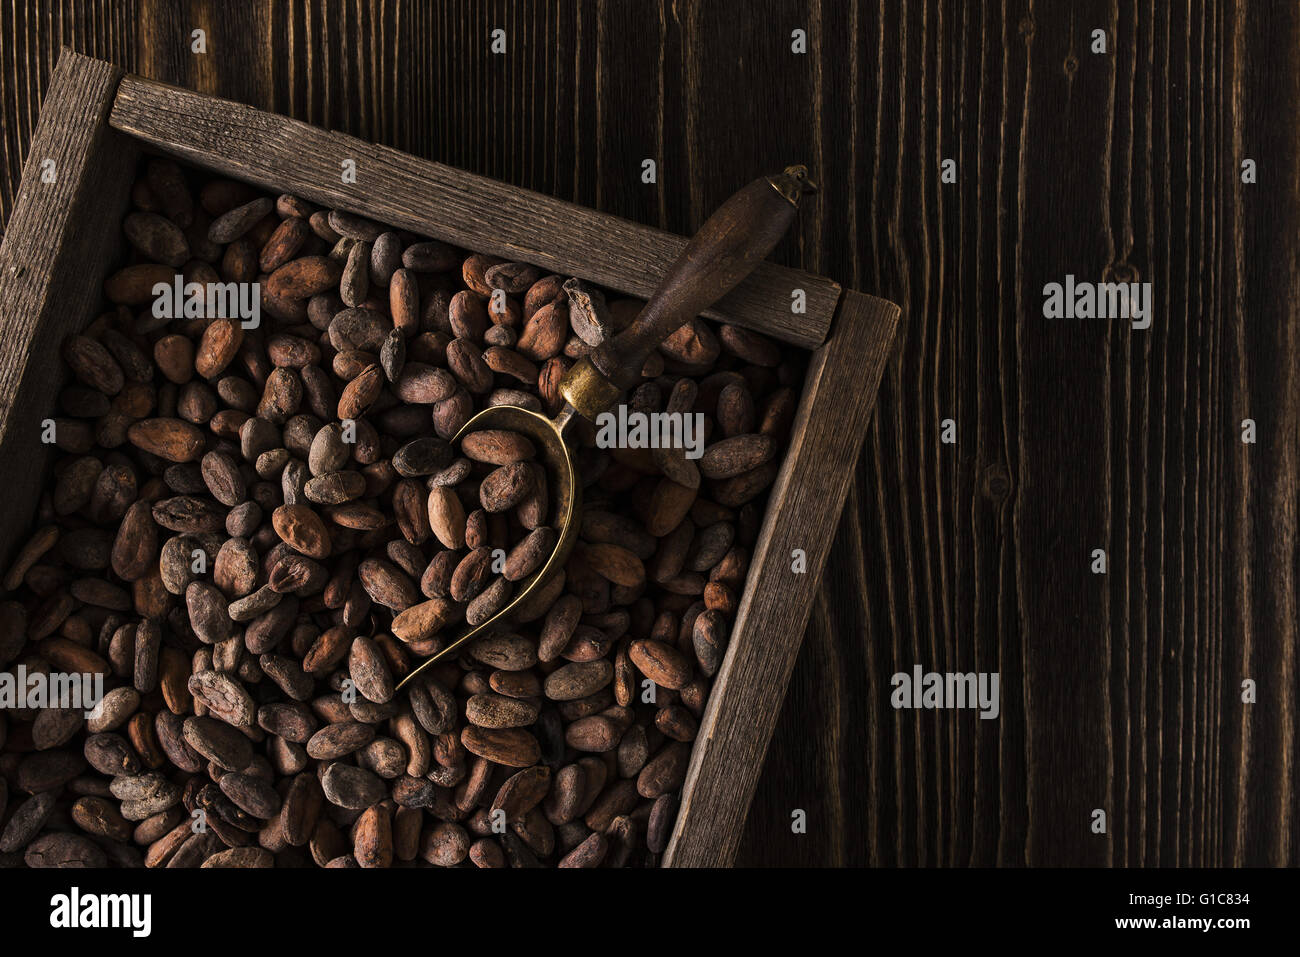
[{"x1": 587, "y1": 165, "x2": 816, "y2": 390}]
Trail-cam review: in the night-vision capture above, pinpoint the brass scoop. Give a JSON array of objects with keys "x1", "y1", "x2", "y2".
[{"x1": 395, "y1": 165, "x2": 816, "y2": 691}]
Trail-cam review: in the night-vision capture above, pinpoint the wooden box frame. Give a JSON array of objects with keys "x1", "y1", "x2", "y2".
[{"x1": 0, "y1": 51, "x2": 899, "y2": 867}]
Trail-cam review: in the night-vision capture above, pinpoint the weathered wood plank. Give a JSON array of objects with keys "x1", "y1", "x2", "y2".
[
  {"x1": 0, "y1": 49, "x2": 137, "y2": 569},
  {"x1": 664, "y1": 289, "x2": 900, "y2": 867},
  {"x1": 107, "y1": 74, "x2": 840, "y2": 350},
  {"x1": 0, "y1": 1, "x2": 137, "y2": 222}
]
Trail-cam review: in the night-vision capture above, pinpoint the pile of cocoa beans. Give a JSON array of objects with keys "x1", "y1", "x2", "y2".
[{"x1": 0, "y1": 156, "x2": 801, "y2": 868}]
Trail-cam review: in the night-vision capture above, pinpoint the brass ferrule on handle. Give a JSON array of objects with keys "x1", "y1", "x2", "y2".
[{"x1": 558, "y1": 357, "x2": 621, "y2": 421}]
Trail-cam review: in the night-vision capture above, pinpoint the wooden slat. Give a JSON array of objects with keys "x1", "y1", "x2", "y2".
[
  {"x1": 663, "y1": 289, "x2": 900, "y2": 867},
  {"x1": 107, "y1": 74, "x2": 840, "y2": 350},
  {"x1": 0, "y1": 49, "x2": 137, "y2": 569}
]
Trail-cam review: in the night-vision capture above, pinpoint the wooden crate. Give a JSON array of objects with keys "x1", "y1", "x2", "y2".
[{"x1": 0, "y1": 50, "x2": 899, "y2": 867}]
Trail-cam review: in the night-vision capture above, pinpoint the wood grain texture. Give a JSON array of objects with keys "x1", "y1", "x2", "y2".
[
  {"x1": 0, "y1": 50, "x2": 137, "y2": 572},
  {"x1": 740, "y1": 0, "x2": 1300, "y2": 868},
  {"x1": 0, "y1": 1, "x2": 1297, "y2": 867},
  {"x1": 665, "y1": 290, "x2": 899, "y2": 867},
  {"x1": 0, "y1": 2, "x2": 137, "y2": 223},
  {"x1": 109, "y1": 75, "x2": 839, "y2": 349}
]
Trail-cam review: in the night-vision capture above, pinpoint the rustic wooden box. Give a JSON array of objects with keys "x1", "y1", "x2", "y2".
[{"x1": 0, "y1": 51, "x2": 898, "y2": 867}]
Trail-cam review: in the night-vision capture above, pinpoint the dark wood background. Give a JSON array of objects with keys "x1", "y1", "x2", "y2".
[{"x1": 1, "y1": 0, "x2": 1296, "y2": 866}]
